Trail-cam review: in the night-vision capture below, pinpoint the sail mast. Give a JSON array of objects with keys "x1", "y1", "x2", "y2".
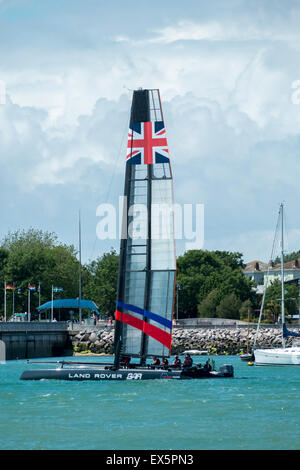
[{"x1": 280, "y1": 203, "x2": 285, "y2": 348}]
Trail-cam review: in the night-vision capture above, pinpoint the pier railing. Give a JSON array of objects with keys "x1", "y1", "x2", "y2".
[{"x1": 0, "y1": 322, "x2": 68, "y2": 332}]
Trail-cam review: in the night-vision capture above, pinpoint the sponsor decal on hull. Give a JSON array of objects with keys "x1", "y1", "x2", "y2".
[
  {"x1": 126, "y1": 372, "x2": 143, "y2": 380},
  {"x1": 68, "y1": 372, "x2": 123, "y2": 380}
]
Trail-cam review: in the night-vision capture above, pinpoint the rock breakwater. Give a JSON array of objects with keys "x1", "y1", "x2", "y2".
[{"x1": 70, "y1": 326, "x2": 298, "y2": 356}]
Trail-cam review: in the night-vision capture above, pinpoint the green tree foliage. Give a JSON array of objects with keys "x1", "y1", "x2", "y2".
[
  {"x1": 0, "y1": 228, "x2": 82, "y2": 317},
  {"x1": 263, "y1": 300, "x2": 280, "y2": 324},
  {"x1": 273, "y1": 250, "x2": 300, "y2": 265},
  {"x1": 239, "y1": 299, "x2": 253, "y2": 321},
  {"x1": 176, "y1": 250, "x2": 255, "y2": 318},
  {"x1": 83, "y1": 249, "x2": 119, "y2": 318},
  {"x1": 216, "y1": 293, "x2": 242, "y2": 319},
  {"x1": 263, "y1": 280, "x2": 298, "y2": 322},
  {"x1": 198, "y1": 289, "x2": 221, "y2": 318}
]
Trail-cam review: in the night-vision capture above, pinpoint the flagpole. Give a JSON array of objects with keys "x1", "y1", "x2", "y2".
[
  {"x1": 79, "y1": 210, "x2": 82, "y2": 324},
  {"x1": 12, "y1": 283, "x2": 15, "y2": 319},
  {"x1": 51, "y1": 285, "x2": 53, "y2": 322},
  {"x1": 4, "y1": 281, "x2": 6, "y2": 322},
  {"x1": 28, "y1": 285, "x2": 31, "y2": 322},
  {"x1": 38, "y1": 282, "x2": 41, "y2": 322}
]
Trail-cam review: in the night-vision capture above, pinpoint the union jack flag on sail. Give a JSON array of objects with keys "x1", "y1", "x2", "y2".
[{"x1": 127, "y1": 121, "x2": 169, "y2": 165}]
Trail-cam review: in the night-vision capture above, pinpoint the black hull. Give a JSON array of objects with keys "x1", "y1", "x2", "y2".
[{"x1": 20, "y1": 364, "x2": 234, "y2": 381}]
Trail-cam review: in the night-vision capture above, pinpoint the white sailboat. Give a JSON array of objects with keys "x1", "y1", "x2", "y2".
[{"x1": 254, "y1": 203, "x2": 300, "y2": 366}]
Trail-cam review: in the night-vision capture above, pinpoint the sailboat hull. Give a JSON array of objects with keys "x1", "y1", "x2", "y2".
[
  {"x1": 254, "y1": 347, "x2": 300, "y2": 366},
  {"x1": 20, "y1": 365, "x2": 234, "y2": 381},
  {"x1": 240, "y1": 353, "x2": 254, "y2": 362}
]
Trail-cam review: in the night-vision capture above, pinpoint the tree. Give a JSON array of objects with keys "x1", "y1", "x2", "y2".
[
  {"x1": 84, "y1": 249, "x2": 119, "y2": 317},
  {"x1": 263, "y1": 300, "x2": 280, "y2": 324},
  {"x1": 273, "y1": 250, "x2": 300, "y2": 265},
  {"x1": 176, "y1": 250, "x2": 256, "y2": 318},
  {"x1": 198, "y1": 289, "x2": 221, "y2": 318},
  {"x1": 239, "y1": 299, "x2": 253, "y2": 321},
  {"x1": 216, "y1": 293, "x2": 242, "y2": 319},
  {"x1": 263, "y1": 280, "x2": 298, "y2": 322},
  {"x1": 0, "y1": 228, "x2": 82, "y2": 317}
]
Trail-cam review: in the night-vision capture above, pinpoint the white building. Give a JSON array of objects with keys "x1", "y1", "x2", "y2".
[{"x1": 243, "y1": 259, "x2": 300, "y2": 290}]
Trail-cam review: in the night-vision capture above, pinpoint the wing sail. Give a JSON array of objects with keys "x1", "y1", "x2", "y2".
[{"x1": 114, "y1": 89, "x2": 176, "y2": 365}]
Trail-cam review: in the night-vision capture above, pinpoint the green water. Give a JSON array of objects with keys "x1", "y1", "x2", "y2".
[{"x1": 0, "y1": 355, "x2": 299, "y2": 450}]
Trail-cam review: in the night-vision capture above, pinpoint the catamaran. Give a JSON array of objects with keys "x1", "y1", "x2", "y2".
[
  {"x1": 20, "y1": 88, "x2": 233, "y2": 380},
  {"x1": 254, "y1": 203, "x2": 300, "y2": 366}
]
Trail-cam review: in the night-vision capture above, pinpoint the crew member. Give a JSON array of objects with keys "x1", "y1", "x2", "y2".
[
  {"x1": 183, "y1": 354, "x2": 193, "y2": 370},
  {"x1": 204, "y1": 359, "x2": 212, "y2": 371},
  {"x1": 162, "y1": 357, "x2": 169, "y2": 367},
  {"x1": 152, "y1": 357, "x2": 160, "y2": 366},
  {"x1": 121, "y1": 355, "x2": 131, "y2": 367},
  {"x1": 172, "y1": 356, "x2": 182, "y2": 368}
]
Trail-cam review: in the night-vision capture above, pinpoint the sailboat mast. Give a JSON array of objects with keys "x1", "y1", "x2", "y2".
[
  {"x1": 78, "y1": 210, "x2": 82, "y2": 323},
  {"x1": 280, "y1": 203, "x2": 285, "y2": 348}
]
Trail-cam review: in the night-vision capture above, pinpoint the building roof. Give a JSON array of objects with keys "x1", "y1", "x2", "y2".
[
  {"x1": 244, "y1": 258, "x2": 300, "y2": 273},
  {"x1": 243, "y1": 260, "x2": 268, "y2": 272},
  {"x1": 270, "y1": 258, "x2": 300, "y2": 270},
  {"x1": 37, "y1": 298, "x2": 100, "y2": 314}
]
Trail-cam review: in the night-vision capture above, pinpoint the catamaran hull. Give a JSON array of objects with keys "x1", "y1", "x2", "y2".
[
  {"x1": 20, "y1": 365, "x2": 234, "y2": 381},
  {"x1": 254, "y1": 347, "x2": 300, "y2": 366}
]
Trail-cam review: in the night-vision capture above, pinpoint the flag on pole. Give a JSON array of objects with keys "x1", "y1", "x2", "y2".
[
  {"x1": 28, "y1": 285, "x2": 36, "y2": 292},
  {"x1": 53, "y1": 287, "x2": 63, "y2": 293},
  {"x1": 6, "y1": 284, "x2": 15, "y2": 290}
]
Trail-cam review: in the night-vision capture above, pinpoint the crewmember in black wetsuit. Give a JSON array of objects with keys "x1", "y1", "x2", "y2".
[
  {"x1": 162, "y1": 357, "x2": 169, "y2": 368},
  {"x1": 121, "y1": 355, "x2": 131, "y2": 367},
  {"x1": 204, "y1": 359, "x2": 212, "y2": 371},
  {"x1": 152, "y1": 357, "x2": 160, "y2": 366}
]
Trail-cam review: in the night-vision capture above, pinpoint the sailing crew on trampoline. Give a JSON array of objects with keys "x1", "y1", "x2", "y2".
[
  {"x1": 183, "y1": 354, "x2": 193, "y2": 370},
  {"x1": 121, "y1": 355, "x2": 131, "y2": 367},
  {"x1": 162, "y1": 357, "x2": 169, "y2": 367},
  {"x1": 204, "y1": 359, "x2": 212, "y2": 371},
  {"x1": 172, "y1": 356, "x2": 182, "y2": 368},
  {"x1": 152, "y1": 357, "x2": 160, "y2": 366}
]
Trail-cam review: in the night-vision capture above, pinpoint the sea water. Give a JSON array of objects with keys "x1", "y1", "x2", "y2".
[{"x1": 0, "y1": 355, "x2": 299, "y2": 450}]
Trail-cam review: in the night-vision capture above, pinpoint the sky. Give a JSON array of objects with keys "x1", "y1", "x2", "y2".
[{"x1": 1, "y1": 0, "x2": 300, "y2": 264}]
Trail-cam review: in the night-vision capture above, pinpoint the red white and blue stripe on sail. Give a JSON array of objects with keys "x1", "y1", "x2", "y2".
[
  {"x1": 127, "y1": 121, "x2": 170, "y2": 165},
  {"x1": 115, "y1": 301, "x2": 172, "y2": 350}
]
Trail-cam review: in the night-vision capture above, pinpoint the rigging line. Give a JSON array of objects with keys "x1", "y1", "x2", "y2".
[
  {"x1": 88, "y1": 114, "x2": 130, "y2": 262},
  {"x1": 254, "y1": 205, "x2": 281, "y2": 347},
  {"x1": 282, "y1": 203, "x2": 290, "y2": 257}
]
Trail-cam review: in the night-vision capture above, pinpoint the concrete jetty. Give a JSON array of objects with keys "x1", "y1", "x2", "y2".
[{"x1": 0, "y1": 322, "x2": 71, "y2": 360}]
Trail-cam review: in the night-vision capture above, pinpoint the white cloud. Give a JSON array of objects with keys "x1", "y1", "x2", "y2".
[
  {"x1": 117, "y1": 17, "x2": 300, "y2": 45},
  {"x1": 0, "y1": 93, "x2": 131, "y2": 190},
  {"x1": 1, "y1": 1, "x2": 300, "y2": 262}
]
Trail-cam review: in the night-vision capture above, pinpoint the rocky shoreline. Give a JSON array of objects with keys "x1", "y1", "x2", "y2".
[{"x1": 70, "y1": 326, "x2": 299, "y2": 356}]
